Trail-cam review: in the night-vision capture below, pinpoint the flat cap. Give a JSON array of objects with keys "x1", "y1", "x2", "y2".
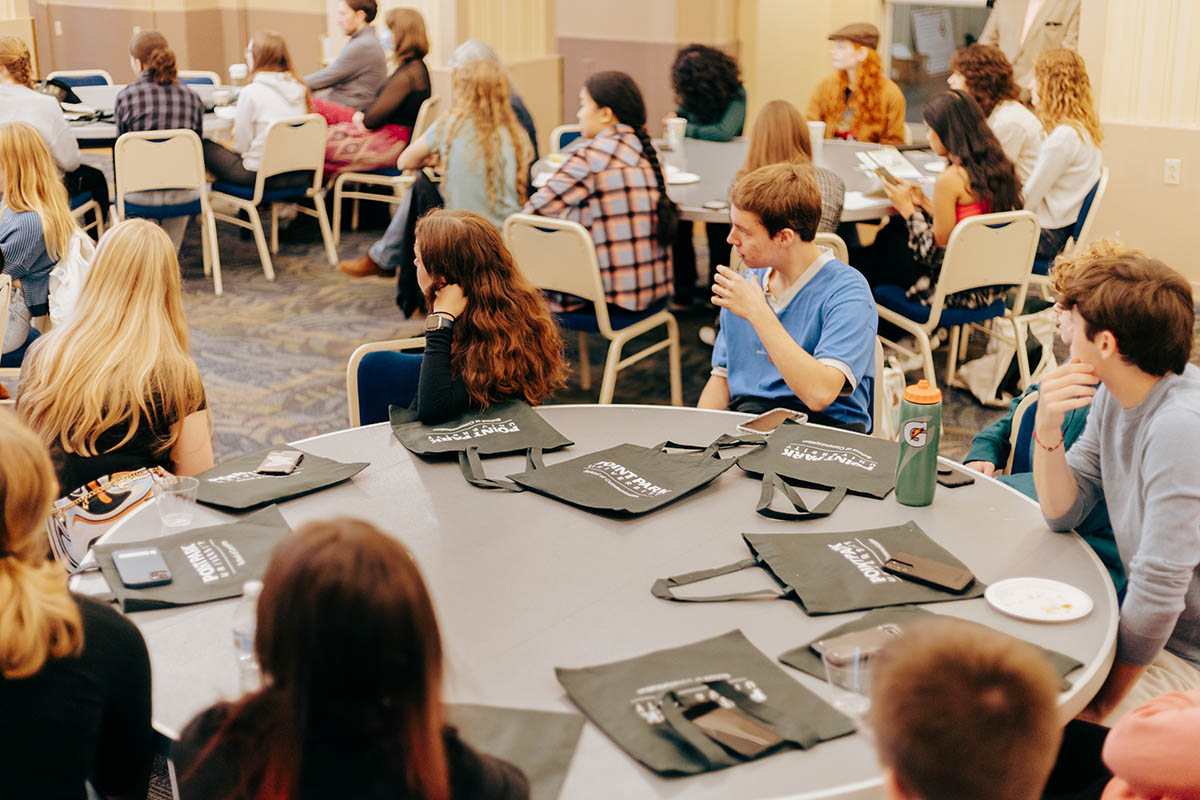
[{"x1": 828, "y1": 22, "x2": 880, "y2": 50}]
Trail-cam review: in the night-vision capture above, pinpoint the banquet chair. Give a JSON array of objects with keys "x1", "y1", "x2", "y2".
[
  {"x1": 872, "y1": 336, "x2": 887, "y2": 439},
  {"x1": 1004, "y1": 389, "x2": 1040, "y2": 475},
  {"x1": 346, "y1": 337, "x2": 425, "y2": 427},
  {"x1": 815, "y1": 231, "x2": 849, "y2": 263},
  {"x1": 210, "y1": 114, "x2": 338, "y2": 278},
  {"x1": 503, "y1": 214, "x2": 682, "y2": 406},
  {"x1": 46, "y1": 69, "x2": 113, "y2": 87},
  {"x1": 0, "y1": 275, "x2": 19, "y2": 403},
  {"x1": 550, "y1": 124, "x2": 582, "y2": 153},
  {"x1": 114, "y1": 129, "x2": 222, "y2": 294},
  {"x1": 875, "y1": 209, "x2": 1040, "y2": 390},
  {"x1": 69, "y1": 192, "x2": 104, "y2": 238},
  {"x1": 1031, "y1": 166, "x2": 1109, "y2": 293},
  {"x1": 331, "y1": 95, "x2": 440, "y2": 244},
  {"x1": 178, "y1": 70, "x2": 221, "y2": 86}
]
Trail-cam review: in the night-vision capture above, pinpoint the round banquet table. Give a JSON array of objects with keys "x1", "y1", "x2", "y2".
[{"x1": 73, "y1": 405, "x2": 1117, "y2": 800}]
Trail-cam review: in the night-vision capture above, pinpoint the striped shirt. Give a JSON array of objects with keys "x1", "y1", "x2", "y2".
[
  {"x1": 524, "y1": 124, "x2": 671, "y2": 313},
  {"x1": 114, "y1": 73, "x2": 204, "y2": 138},
  {"x1": 0, "y1": 209, "x2": 55, "y2": 316}
]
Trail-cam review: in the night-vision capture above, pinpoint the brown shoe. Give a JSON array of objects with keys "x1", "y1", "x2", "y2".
[{"x1": 338, "y1": 253, "x2": 389, "y2": 278}]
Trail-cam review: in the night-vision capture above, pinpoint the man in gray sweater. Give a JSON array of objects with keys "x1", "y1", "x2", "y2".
[
  {"x1": 1033, "y1": 243, "x2": 1200, "y2": 723},
  {"x1": 305, "y1": 0, "x2": 387, "y2": 111}
]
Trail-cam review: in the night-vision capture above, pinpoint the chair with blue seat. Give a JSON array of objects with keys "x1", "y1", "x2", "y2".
[
  {"x1": 502, "y1": 214, "x2": 682, "y2": 405},
  {"x1": 69, "y1": 192, "x2": 104, "y2": 238},
  {"x1": 346, "y1": 337, "x2": 426, "y2": 426},
  {"x1": 875, "y1": 209, "x2": 1040, "y2": 390},
  {"x1": 46, "y1": 69, "x2": 113, "y2": 88},
  {"x1": 178, "y1": 70, "x2": 221, "y2": 86},
  {"x1": 331, "y1": 95, "x2": 440, "y2": 245},
  {"x1": 114, "y1": 129, "x2": 222, "y2": 293},
  {"x1": 209, "y1": 114, "x2": 339, "y2": 278},
  {"x1": 550, "y1": 124, "x2": 582, "y2": 153},
  {"x1": 1031, "y1": 166, "x2": 1110, "y2": 281}
]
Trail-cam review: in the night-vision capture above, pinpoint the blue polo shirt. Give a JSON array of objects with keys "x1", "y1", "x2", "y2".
[{"x1": 712, "y1": 250, "x2": 877, "y2": 430}]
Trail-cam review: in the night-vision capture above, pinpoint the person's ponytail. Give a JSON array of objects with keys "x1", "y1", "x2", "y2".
[
  {"x1": 129, "y1": 30, "x2": 177, "y2": 86},
  {"x1": 633, "y1": 125, "x2": 678, "y2": 246}
]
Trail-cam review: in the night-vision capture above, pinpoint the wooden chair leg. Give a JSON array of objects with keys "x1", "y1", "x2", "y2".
[
  {"x1": 598, "y1": 337, "x2": 625, "y2": 404},
  {"x1": 577, "y1": 330, "x2": 592, "y2": 391}
]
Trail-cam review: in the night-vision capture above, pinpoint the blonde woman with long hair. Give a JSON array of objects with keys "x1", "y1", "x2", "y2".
[
  {"x1": 806, "y1": 23, "x2": 906, "y2": 144},
  {"x1": 0, "y1": 122, "x2": 77, "y2": 368},
  {"x1": 1024, "y1": 48, "x2": 1103, "y2": 262},
  {"x1": 202, "y1": 30, "x2": 312, "y2": 188},
  {"x1": 18, "y1": 219, "x2": 213, "y2": 496},
  {"x1": 338, "y1": 60, "x2": 532, "y2": 294},
  {"x1": 0, "y1": 410, "x2": 153, "y2": 798}
]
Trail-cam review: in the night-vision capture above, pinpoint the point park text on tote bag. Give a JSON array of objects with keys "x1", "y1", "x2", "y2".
[
  {"x1": 389, "y1": 401, "x2": 572, "y2": 491},
  {"x1": 736, "y1": 421, "x2": 900, "y2": 521}
]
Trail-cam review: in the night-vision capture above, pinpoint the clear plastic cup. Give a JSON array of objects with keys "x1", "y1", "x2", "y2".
[
  {"x1": 666, "y1": 117, "x2": 687, "y2": 152},
  {"x1": 822, "y1": 644, "x2": 873, "y2": 717},
  {"x1": 808, "y1": 121, "x2": 826, "y2": 166},
  {"x1": 156, "y1": 475, "x2": 199, "y2": 530}
]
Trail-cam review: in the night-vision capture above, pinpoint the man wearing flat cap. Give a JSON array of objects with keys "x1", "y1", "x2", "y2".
[{"x1": 806, "y1": 22, "x2": 907, "y2": 145}]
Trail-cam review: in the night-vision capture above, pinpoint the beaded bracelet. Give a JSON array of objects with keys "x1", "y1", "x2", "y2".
[{"x1": 1034, "y1": 428, "x2": 1065, "y2": 452}]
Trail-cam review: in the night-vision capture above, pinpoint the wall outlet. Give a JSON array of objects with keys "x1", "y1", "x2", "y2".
[
  {"x1": 53, "y1": 20, "x2": 62, "y2": 36},
  {"x1": 1165, "y1": 158, "x2": 1182, "y2": 185}
]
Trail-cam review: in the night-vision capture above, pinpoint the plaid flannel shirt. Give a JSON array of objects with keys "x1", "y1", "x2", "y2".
[
  {"x1": 524, "y1": 124, "x2": 671, "y2": 313},
  {"x1": 114, "y1": 73, "x2": 204, "y2": 138}
]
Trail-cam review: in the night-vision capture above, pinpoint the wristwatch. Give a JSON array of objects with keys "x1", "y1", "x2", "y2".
[{"x1": 424, "y1": 312, "x2": 455, "y2": 332}]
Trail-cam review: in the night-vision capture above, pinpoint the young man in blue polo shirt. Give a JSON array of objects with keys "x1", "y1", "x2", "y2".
[{"x1": 698, "y1": 162, "x2": 878, "y2": 432}]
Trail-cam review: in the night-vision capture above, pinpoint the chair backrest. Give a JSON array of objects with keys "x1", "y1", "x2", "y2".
[
  {"x1": 255, "y1": 114, "x2": 327, "y2": 198},
  {"x1": 1006, "y1": 389, "x2": 1040, "y2": 475},
  {"x1": 0, "y1": 274, "x2": 11, "y2": 351},
  {"x1": 814, "y1": 231, "x2": 849, "y2": 263},
  {"x1": 178, "y1": 70, "x2": 221, "y2": 86},
  {"x1": 872, "y1": 336, "x2": 886, "y2": 438},
  {"x1": 550, "y1": 124, "x2": 582, "y2": 153},
  {"x1": 114, "y1": 130, "x2": 208, "y2": 213},
  {"x1": 412, "y1": 95, "x2": 440, "y2": 139},
  {"x1": 926, "y1": 209, "x2": 1040, "y2": 326},
  {"x1": 1070, "y1": 166, "x2": 1109, "y2": 250},
  {"x1": 346, "y1": 337, "x2": 426, "y2": 427},
  {"x1": 503, "y1": 214, "x2": 614, "y2": 331},
  {"x1": 47, "y1": 69, "x2": 113, "y2": 87}
]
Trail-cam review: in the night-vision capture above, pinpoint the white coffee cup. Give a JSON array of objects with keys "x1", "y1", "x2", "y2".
[
  {"x1": 228, "y1": 63, "x2": 248, "y2": 86},
  {"x1": 666, "y1": 116, "x2": 687, "y2": 152},
  {"x1": 212, "y1": 88, "x2": 232, "y2": 106},
  {"x1": 808, "y1": 121, "x2": 826, "y2": 166}
]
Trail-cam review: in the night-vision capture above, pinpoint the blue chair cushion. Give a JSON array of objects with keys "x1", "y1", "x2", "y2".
[
  {"x1": 362, "y1": 167, "x2": 402, "y2": 178},
  {"x1": 180, "y1": 76, "x2": 215, "y2": 85},
  {"x1": 356, "y1": 351, "x2": 423, "y2": 426},
  {"x1": 123, "y1": 199, "x2": 203, "y2": 219},
  {"x1": 1011, "y1": 399, "x2": 1039, "y2": 475},
  {"x1": 211, "y1": 180, "x2": 310, "y2": 204},
  {"x1": 57, "y1": 74, "x2": 108, "y2": 88},
  {"x1": 1071, "y1": 179, "x2": 1101, "y2": 241},
  {"x1": 1032, "y1": 258, "x2": 1051, "y2": 276},
  {"x1": 69, "y1": 192, "x2": 93, "y2": 210},
  {"x1": 874, "y1": 284, "x2": 1007, "y2": 326},
  {"x1": 556, "y1": 300, "x2": 667, "y2": 333},
  {"x1": 557, "y1": 130, "x2": 582, "y2": 149}
]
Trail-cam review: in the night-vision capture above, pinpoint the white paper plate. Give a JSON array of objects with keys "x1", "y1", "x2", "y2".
[
  {"x1": 985, "y1": 577, "x2": 1093, "y2": 623},
  {"x1": 667, "y1": 171, "x2": 701, "y2": 185}
]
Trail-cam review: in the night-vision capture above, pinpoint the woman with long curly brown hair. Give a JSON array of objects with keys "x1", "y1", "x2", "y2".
[
  {"x1": 806, "y1": 23, "x2": 906, "y2": 144},
  {"x1": 356, "y1": 209, "x2": 566, "y2": 425},
  {"x1": 173, "y1": 517, "x2": 529, "y2": 799},
  {"x1": 948, "y1": 44, "x2": 1041, "y2": 182},
  {"x1": 1024, "y1": 48, "x2": 1103, "y2": 262}
]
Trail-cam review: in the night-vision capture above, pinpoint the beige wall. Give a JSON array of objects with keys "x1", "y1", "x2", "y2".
[{"x1": 1078, "y1": 0, "x2": 1200, "y2": 282}]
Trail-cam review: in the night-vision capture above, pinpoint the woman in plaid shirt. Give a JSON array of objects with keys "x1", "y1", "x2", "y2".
[{"x1": 524, "y1": 71, "x2": 677, "y2": 314}]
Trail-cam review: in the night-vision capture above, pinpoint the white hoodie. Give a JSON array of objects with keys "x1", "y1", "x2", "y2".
[{"x1": 233, "y1": 71, "x2": 309, "y2": 172}]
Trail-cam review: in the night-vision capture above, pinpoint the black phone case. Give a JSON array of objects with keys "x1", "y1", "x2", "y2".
[{"x1": 883, "y1": 551, "x2": 974, "y2": 593}]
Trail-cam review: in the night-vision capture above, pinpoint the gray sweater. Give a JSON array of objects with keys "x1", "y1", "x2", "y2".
[
  {"x1": 1046, "y1": 363, "x2": 1200, "y2": 668},
  {"x1": 304, "y1": 26, "x2": 387, "y2": 111}
]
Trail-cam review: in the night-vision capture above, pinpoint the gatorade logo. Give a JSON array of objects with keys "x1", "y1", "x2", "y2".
[{"x1": 903, "y1": 419, "x2": 928, "y2": 448}]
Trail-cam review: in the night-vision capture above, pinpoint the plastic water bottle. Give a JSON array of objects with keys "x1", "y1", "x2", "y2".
[
  {"x1": 232, "y1": 580, "x2": 263, "y2": 694},
  {"x1": 895, "y1": 379, "x2": 942, "y2": 507}
]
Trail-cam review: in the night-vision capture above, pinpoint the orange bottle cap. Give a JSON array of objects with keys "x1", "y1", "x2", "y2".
[{"x1": 903, "y1": 379, "x2": 942, "y2": 404}]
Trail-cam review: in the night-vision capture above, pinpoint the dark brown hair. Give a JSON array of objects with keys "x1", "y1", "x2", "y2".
[
  {"x1": 950, "y1": 44, "x2": 1020, "y2": 118},
  {"x1": 730, "y1": 162, "x2": 821, "y2": 241},
  {"x1": 386, "y1": 8, "x2": 429, "y2": 62},
  {"x1": 184, "y1": 518, "x2": 450, "y2": 800},
  {"x1": 416, "y1": 210, "x2": 567, "y2": 408},
  {"x1": 922, "y1": 90, "x2": 1022, "y2": 213},
  {"x1": 343, "y1": 0, "x2": 377, "y2": 24},
  {"x1": 670, "y1": 43, "x2": 740, "y2": 125},
  {"x1": 1052, "y1": 242, "x2": 1194, "y2": 376},
  {"x1": 130, "y1": 30, "x2": 177, "y2": 85},
  {"x1": 869, "y1": 619, "x2": 1061, "y2": 800}
]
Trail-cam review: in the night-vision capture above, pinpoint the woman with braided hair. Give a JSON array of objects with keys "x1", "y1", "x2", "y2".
[
  {"x1": 806, "y1": 23, "x2": 906, "y2": 145},
  {"x1": 525, "y1": 70, "x2": 678, "y2": 314},
  {"x1": 0, "y1": 35, "x2": 111, "y2": 223}
]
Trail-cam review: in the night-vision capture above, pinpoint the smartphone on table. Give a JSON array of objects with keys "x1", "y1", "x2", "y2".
[
  {"x1": 811, "y1": 623, "x2": 905, "y2": 657},
  {"x1": 112, "y1": 546, "x2": 173, "y2": 588},
  {"x1": 256, "y1": 450, "x2": 303, "y2": 475},
  {"x1": 736, "y1": 408, "x2": 807, "y2": 436},
  {"x1": 883, "y1": 551, "x2": 975, "y2": 593}
]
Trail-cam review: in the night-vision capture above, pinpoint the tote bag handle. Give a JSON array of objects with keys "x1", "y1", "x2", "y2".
[
  {"x1": 657, "y1": 679, "x2": 816, "y2": 770},
  {"x1": 457, "y1": 446, "x2": 545, "y2": 491},
  {"x1": 655, "y1": 434, "x2": 767, "y2": 459},
  {"x1": 651, "y1": 557, "x2": 788, "y2": 603},
  {"x1": 756, "y1": 471, "x2": 847, "y2": 521}
]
